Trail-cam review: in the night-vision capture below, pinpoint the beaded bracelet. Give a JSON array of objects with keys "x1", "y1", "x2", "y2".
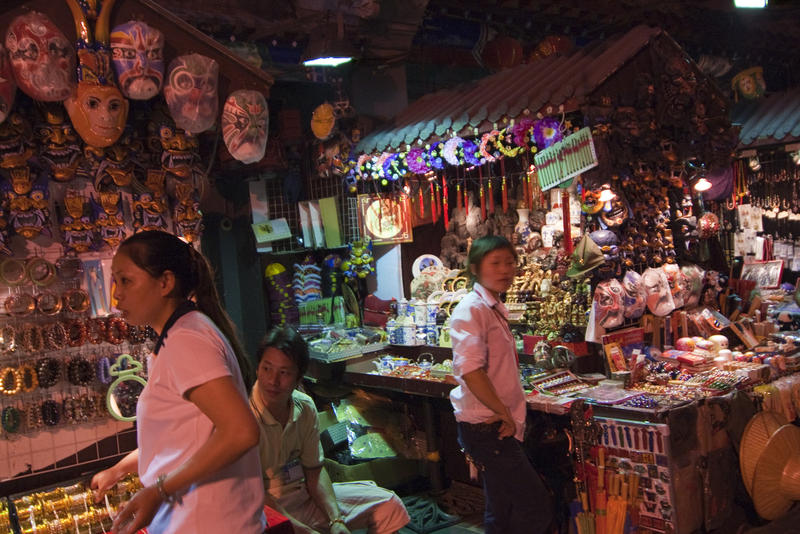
[
  {"x1": 127, "y1": 324, "x2": 146, "y2": 344},
  {"x1": 26, "y1": 402, "x2": 43, "y2": 430},
  {"x1": 18, "y1": 363, "x2": 38, "y2": 392},
  {"x1": 36, "y1": 357, "x2": 62, "y2": 388},
  {"x1": 66, "y1": 319, "x2": 88, "y2": 347},
  {"x1": 27, "y1": 324, "x2": 43, "y2": 353},
  {"x1": 0, "y1": 324, "x2": 15, "y2": 352},
  {"x1": 67, "y1": 357, "x2": 94, "y2": 386},
  {"x1": 105, "y1": 317, "x2": 128, "y2": 345},
  {"x1": 86, "y1": 318, "x2": 107, "y2": 345},
  {"x1": 2, "y1": 406, "x2": 21, "y2": 433},
  {"x1": 5, "y1": 293, "x2": 35, "y2": 317},
  {"x1": 43, "y1": 322, "x2": 67, "y2": 351},
  {"x1": 96, "y1": 356, "x2": 112, "y2": 385},
  {"x1": 0, "y1": 366, "x2": 21, "y2": 396},
  {"x1": 41, "y1": 399, "x2": 61, "y2": 426},
  {"x1": 62, "y1": 396, "x2": 76, "y2": 423}
]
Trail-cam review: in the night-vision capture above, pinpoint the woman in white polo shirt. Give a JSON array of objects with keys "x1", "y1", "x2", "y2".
[
  {"x1": 90, "y1": 230, "x2": 265, "y2": 534},
  {"x1": 449, "y1": 235, "x2": 553, "y2": 534}
]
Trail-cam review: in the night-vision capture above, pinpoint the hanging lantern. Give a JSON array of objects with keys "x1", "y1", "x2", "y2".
[{"x1": 482, "y1": 35, "x2": 523, "y2": 72}]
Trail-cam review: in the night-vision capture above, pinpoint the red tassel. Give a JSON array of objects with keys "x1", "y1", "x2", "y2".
[
  {"x1": 488, "y1": 178, "x2": 495, "y2": 214},
  {"x1": 443, "y1": 178, "x2": 450, "y2": 229},
  {"x1": 430, "y1": 182, "x2": 437, "y2": 223},
  {"x1": 436, "y1": 182, "x2": 442, "y2": 217},
  {"x1": 419, "y1": 186, "x2": 424, "y2": 218},
  {"x1": 480, "y1": 182, "x2": 486, "y2": 220},
  {"x1": 464, "y1": 184, "x2": 469, "y2": 216}
]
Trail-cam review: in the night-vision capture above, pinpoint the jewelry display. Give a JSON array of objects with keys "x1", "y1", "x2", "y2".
[
  {"x1": 0, "y1": 366, "x2": 22, "y2": 395},
  {"x1": 67, "y1": 357, "x2": 94, "y2": 386},
  {"x1": 0, "y1": 324, "x2": 16, "y2": 352},
  {"x1": 1, "y1": 405, "x2": 21, "y2": 433},
  {"x1": 105, "y1": 317, "x2": 128, "y2": 345},
  {"x1": 19, "y1": 363, "x2": 39, "y2": 392},
  {"x1": 66, "y1": 319, "x2": 88, "y2": 347},
  {"x1": 55, "y1": 257, "x2": 85, "y2": 281},
  {"x1": 62, "y1": 288, "x2": 91, "y2": 314},
  {"x1": 106, "y1": 354, "x2": 147, "y2": 421},
  {"x1": 96, "y1": 356, "x2": 112, "y2": 385},
  {"x1": 86, "y1": 318, "x2": 107, "y2": 345},
  {"x1": 26, "y1": 257, "x2": 56, "y2": 287},
  {"x1": 0, "y1": 257, "x2": 28, "y2": 286},
  {"x1": 36, "y1": 291, "x2": 63, "y2": 316},
  {"x1": 36, "y1": 358, "x2": 62, "y2": 388},
  {"x1": 5, "y1": 293, "x2": 36, "y2": 317},
  {"x1": 41, "y1": 399, "x2": 61, "y2": 426},
  {"x1": 43, "y1": 322, "x2": 67, "y2": 351}
]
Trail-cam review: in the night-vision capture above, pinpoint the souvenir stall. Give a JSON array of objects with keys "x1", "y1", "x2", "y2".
[
  {"x1": 281, "y1": 23, "x2": 769, "y2": 534},
  {"x1": 0, "y1": 1, "x2": 275, "y2": 532}
]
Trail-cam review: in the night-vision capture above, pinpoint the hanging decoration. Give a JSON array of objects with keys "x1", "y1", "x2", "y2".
[
  {"x1": 443, "y1": 176, "x2": 449, "y2": 229},
  {"x1": 4, "y1": 11, "x2": 75, "y2": 102},
  {"x1": 443, "y1": 136, "x2": 464, "y2": 166},
  {"x1": 110, "y1": 20, "x2": 165, "y2": 100},
  {"x1": 0, "y1": 43, "x2": 15, "y2": 124},
  {"x1": 163, "y1": 53, "x2": 219, "y2": 134},
  {"x1": 220, "y1": 89, "x2": 268, "y2": 164}
]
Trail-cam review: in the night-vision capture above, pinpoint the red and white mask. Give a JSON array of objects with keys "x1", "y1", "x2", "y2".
[
  {"x1": 0, "y1": 43, "x2": 15, "y2": 123},
  {"x1": 594, "y1": 278, "x2": 625, "y2": 329},
  {"x1": 221, "y1": 89, "x2": 268, "y2": 164},
  {"x1": 5, "y1": 12, "x2": 75, "y2": 102},
  {"x1": 163, "y1": 54, "x2": 218, "y2": 134},
  {"x1": 110, "y1": 21, "x2": 164, "y2": 100},
  {"x1": 642, "y1": 267, "x2": 675, "y2": 317},
  {"x1": 621, "y1": 270, "x2": 646, "y2": 319}
]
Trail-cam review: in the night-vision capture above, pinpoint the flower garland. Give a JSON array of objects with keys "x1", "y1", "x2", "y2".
[
  {"x1": 512, "y1": 118, "x2": 536, "y2": 148},
  {"x1": 533, "y1": 117, "x2": 563, "y2": 148},
  {"x1": 443, "y1": 136, "x2": 464, "y2": 166},
  {"x1": 494, "y1": 128, "x2": 524, "y2": 157},
  {"x1": 479, "y1": 130, "x2": 500, "y2": 162},
  {"x1": 462, "y1": 139, "x2": 483, "y2": 166},
  {"x1": 356, "y1": 154, "x2": 371, "y2": 179},
  {"x1": 406, "y1": 147, "x2": 428, "y2": 174},
  {"x1": 427, "y1": 142, "x2": 445, "y2": 170},
  {"x1": 382, "y1": 153, "x2": 399, "y2": 180}
]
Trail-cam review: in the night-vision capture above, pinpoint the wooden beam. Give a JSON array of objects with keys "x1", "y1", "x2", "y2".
[{"x1": 0, "y1": 0, "x2": 274, "y2": 98}]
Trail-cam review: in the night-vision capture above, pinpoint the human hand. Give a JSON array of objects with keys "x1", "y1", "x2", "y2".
[
  {"x1": 329, "y1": 520, "x2": 351, "y2": 534},
  {"x1": 111, "y1": 485, "x2": 162, "y2": 534},
  {"x1": 90, "y1": 467, "x2": 122, "y2": 503},
  {"x1": 486, "y1": 409, "x2": 515, "y2": 439}
]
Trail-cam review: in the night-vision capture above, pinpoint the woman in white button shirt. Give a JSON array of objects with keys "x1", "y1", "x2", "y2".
[{"x1": 449, "y1": 235, "x2": 553, "y2": 534}]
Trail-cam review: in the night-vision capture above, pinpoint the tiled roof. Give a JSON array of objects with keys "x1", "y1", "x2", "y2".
[
  {"x1": 357, "y1": 25, "x2": 664, "y2": 154},
  {"x1": 734, "y1": 88, "x2": 800, "y2": 149}
]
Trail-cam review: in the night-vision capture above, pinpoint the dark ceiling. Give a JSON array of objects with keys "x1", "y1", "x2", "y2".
[{"x1": 159, "y1": 0, "x2": 800, "y2": 98}]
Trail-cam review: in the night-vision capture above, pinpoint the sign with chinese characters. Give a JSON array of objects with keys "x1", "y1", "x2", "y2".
[{"x1": 535, "y1": 127, "x2": 598, "y2": 190}]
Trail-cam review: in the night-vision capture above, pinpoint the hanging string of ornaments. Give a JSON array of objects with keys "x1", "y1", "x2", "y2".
[{"x1": 345, "y1": 116, "x2": 566, "y2": 224}]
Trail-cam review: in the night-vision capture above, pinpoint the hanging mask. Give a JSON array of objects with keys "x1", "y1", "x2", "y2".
[
  {"x1": 662, "y1": 263, "x2": 687, "y2": 309},
  {"x1": 0, "y1": 43, "x2": 15, "y2": 124},
  {"x1": 5, "y1": 12, "x2": 75, "y2": 102},
  {"x1": 172, "y1": 181, "x2": 203, "y2": 242},
  {"x1": 132, "y1": 190, "x2": 168, "y2": 232},
  {"x1": 63, "y1": 1, "x2": 129, "y2": 147},
  {"x1": 621, "y1": 270, "x2": 646, "y2": 319},
  {"x1": 94, "y1": 129, "x2": 137, "y2": 190},
  {"x1": 5, "y1": 174, "x2": 49, "y2": 240},
  {"x1": 158, "y1": 124, "x2": 200, "y2": 180},
  {"x1": 600, "y1": 190, "x2": 629, "y2": 228},
  {"x1": 221, "y1": 89, "x2": 268, "y2": 164},
  {"x1": 60, "y1": 189, "x2": 94, "y2": 253},
  {"x1": 163, "y1": 54, "x2": 218, "y2": 134},
  {"x1": 110, "y1": 21, "x2": 164, "y2": 100},
  {"x1": 594, "y1": 278, "x2": 625, "y2": 329},
  {"x1": 36, "y1": 103, "x2": 82, "y2": 182},
  {"x1": 681, "y1": 264, "x2": 705, "y2": 309},
  {"x1": 581, "y1": 189, "x2": 603, "y2": 214},
  {"x1": 641, "y1": 267, "x2": 675, "y2": 317},
  {"x1": 91, "y1": 192, "x2": 126, "y2": 249},
  {"x1": 0, "y1": 112, "x2": 34, "y2": 170}
]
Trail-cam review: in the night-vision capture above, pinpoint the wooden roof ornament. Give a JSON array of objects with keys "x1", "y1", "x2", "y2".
[{"x1": 0, "y1": 0, "x2": 273, "y2": 100}]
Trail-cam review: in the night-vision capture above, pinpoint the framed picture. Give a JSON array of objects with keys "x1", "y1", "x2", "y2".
[
  {"x1": 740, "y1": 259, "x2": 783, "y2": 289},
  {"x1": 357, "y1": 193, "x2": 413, "y2": 245}
]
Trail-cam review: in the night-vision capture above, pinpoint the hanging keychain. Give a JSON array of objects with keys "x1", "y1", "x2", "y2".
[
  {"x1": 480, "y1": 178, "x2": 486, "y2": 220},
  {"x1": 501, "y1": 159, "x2": 508, "y2": 212}
]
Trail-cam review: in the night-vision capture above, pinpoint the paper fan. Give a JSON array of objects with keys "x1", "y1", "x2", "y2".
[
  {"x1": 412, "y1": 254, "x2": 444, "y2": 278},
  {"x1": 740, "y1": 411, "x2": 787, "y2": 495},
  {"x1": 752, "y1": 424, "x2": 800, "y2": 520}
]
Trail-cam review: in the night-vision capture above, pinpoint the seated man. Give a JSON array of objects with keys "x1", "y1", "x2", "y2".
[{"x1": 250, "y1": 326, "x2": 410, "y2": 534}]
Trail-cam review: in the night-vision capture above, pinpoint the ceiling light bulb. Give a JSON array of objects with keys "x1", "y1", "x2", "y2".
[
  {"x1": 694, "y1": 177, "x2": 712, "y2": 192},
  {"x1": 734, "y1": 0, "x2": 767, "y2": 7},
  {"x1": 598, "y1": 185, "x2": 616, "y2": 202},
  {"x1": 748, "y1": 156, "x2": 761, "y2": 172}
]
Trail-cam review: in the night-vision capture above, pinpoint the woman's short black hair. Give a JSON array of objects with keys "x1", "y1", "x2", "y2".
[
  {"x1": 466, "y1": 235, "x2": 516, "y2": 278},
  {"x1": 256, "y1": 326, "x2": 309, "y2": 379}
]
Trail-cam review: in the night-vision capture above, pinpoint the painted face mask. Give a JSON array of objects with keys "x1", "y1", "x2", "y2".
[
  {"x1": 91, "y1": 191, "x2": 126, "y2": 249},
  {"x1": 642, "y1": 267, "x2": 675, "y2": 317},
  {"x1": 163, "y1": 54, "x2": 218, "y2": 134},
  {"x1": 594, "y1": 278, "x2": 625, "y2": 329},
  {"x1": 64, "y1": 80, "x2": 129, "y2": 148},
  {"x1": 0, "y1": 43, "x2": 15, "y2": 124},
  {"x1": 60, "y1": 189, "x2": 94, "y2": 253},
  {"x1": 221, "y1": 89, "x2": 268, "y2": 164},
  {"x1": 110, "y1": 21, "x2": 164, "y2": 100},
  {"x1": 662, "y1": 263, "x2": 687, "y2": 309},
  {"x1": 132, "y1": 190, "x2": 168, "y2": 232},
  {"x1": 5, "y1": 12, "x2": 75, "y2": 102},
  {"x1": 172, "y1": 182, "x2": 203, "y2": 242},
  {"x1": 36, "y1": 104, "x2": 82, "y2": 182},
  {"x1": 5, "y1": 174, "x2": 49, "y2": 240},
  {"x1": 621, "y1": 270, "x2": 646, "y2": 319}
]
